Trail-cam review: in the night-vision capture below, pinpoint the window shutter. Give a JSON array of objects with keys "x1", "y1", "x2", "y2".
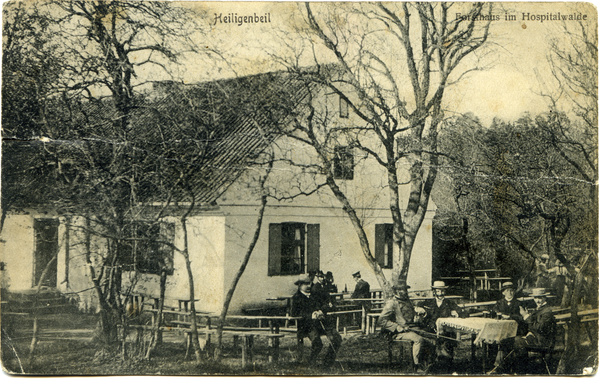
[
  {"x1": 268, "y1": 223, "x2": 282, "y2": 276},
  {"x1": 306, "y1": 224, "x2": 320, "y2": 273},
  {"x1": 375, "y1": 224, "x2": 386, "y2": 267}
]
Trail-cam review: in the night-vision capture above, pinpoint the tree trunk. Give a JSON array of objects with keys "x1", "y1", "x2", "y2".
[
  {"x1": 556, "y1": 250, "x2": 593, "y2": 374},
  {"x1": 146, "y1": 269, "x2": 167, "y2": 359},
  {"x1": 325, "y1": 176, "x2": 391, "y2": 295},
  {"x1": 28, "y1": 255, "x2": 57, "y2": 368},
  {"x1": 215, "y1": 192, "x2": 268, "y2": 361},
  {"x1": 181, "y1": 218, "x2": 202, "y2": 363}
]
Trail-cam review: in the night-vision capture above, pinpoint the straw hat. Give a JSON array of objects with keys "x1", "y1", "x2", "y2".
[
  {"x1": 530, "y1": 288, "x2": 551, "y2": 297},
  {"x1": 431, "y1": 280, "x2": 449, "y2": 289},
  {"x1": 501, "y1": 282, "x2": 515, "y2": 291}
]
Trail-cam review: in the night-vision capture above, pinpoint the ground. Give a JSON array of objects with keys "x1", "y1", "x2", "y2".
[{"x1": 1, "y1": 313, "x2": 597, "y2": 376}]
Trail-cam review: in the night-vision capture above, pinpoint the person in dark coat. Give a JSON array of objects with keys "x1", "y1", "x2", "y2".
[
  {"x1": 379, "y1": 280, "x2": 434, "y2": 372},
  {"x1": 491, "y1": 281, "x2": 527, "y2": 368},
  {"x1": 502, "y1": 288, "x2": 557, "y2": 374},
  {"x1": 418, "y1": 281, "x2": 466, "y2": 363},
  {"x1": 291, "y1": 274, "x2": 342, "y2": 366},
  {"x1": 312, "y1": 270, "x2": 334, "y2": 310},
  {"x1": 351, "y1": 271, "x2": 370, "y2": 299},
  {"x1": 324, "y1": 271, "x2": 338, "y2": 293},
  {"x1": 351, "y1": 271, "x2": 371, "y2": 328}
]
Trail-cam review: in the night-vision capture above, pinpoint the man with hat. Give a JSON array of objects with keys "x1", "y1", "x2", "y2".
[
  {"x1": 379, "y1": 280, "x2": 433, "y2": 372},
  {"x1": 351, "y1": 271, "x2": 371, "y2": 328},
  {"x1": 351, "y1": 271, "x2": 370, "y2": 299},
  {"x1": 418, "y1": 281, "x2": 465, "y2": 364},
  {"x1": 493, "y1": 281, "x2": 526, "y2": 334},
  {"x1": 501, "y1": 288, "x2": 557, "y2": 374},
  {"x1": 490, "y1": 281, "x2": 526, "y2": 369},
  {"x1": 312, "y1": 270, "x2": 334, "y2": 310},
  {"x1": 291, "y1": 274, "x2": 342, "y2": 366},
  {"x1": 535, "y1": 254, "x2": 551, "y2": 288}
]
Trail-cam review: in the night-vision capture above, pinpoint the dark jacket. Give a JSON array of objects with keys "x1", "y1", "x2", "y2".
[
  {"x1": 379, "y1": 296, "x2": 416, "y2": 335},
  {"x1": 291, "y1": 290, "x2": 334, "y2": 338},
  {"x1": 311, "y1": 282, "x2": 333, "y2": 309},
  {"x1": 526, "y1": 303, "x2": 556, "y2": 348},
  {"x1": 493, "y1": 298, "x2": 527, "y2": 335},
  {"x1": 419, "y1": 297, "x2": 466, "y2": 332},
  {"x1": 351, "y1": 279, "x2": 370, "y2": 299}
]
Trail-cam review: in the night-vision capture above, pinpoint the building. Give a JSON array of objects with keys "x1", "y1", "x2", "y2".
[{"x1": 1, "y1": 68, "x2": 434, "y2": 314}]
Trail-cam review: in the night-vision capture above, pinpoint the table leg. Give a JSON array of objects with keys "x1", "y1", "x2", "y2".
[{"x1": 471, "y1": 334, "x2": 476, "y2": 373}]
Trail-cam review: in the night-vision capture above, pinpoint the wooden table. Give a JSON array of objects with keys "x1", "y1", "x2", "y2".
[{"x1": 437, "y1": 317, "x2": 518, "y2": 373}]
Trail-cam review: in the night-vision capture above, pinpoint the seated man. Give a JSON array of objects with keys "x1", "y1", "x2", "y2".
[
  {"x1": 291, "y1": 274, "x2": 342, "y2": 367},
  {"x1": 504, "y1": 288, "x2": 557, "y2": 374},
  {"x1": 379, "y1": 280, "x2": 434, "y2": 372},
  {"x1": 491, "y1": 282, "x2": 526, "y2": 368},
  {"x1": 418, "y1": 281, "x2": 466, "y2": 363}
]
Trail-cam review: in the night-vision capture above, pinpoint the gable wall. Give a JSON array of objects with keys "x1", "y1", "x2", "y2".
[{"x1": 1, "y1": 214, "x2": 35, "y2": 290}]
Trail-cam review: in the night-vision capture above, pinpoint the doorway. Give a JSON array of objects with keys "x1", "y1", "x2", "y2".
[{"x1": 33, "y1": 219, "x2": 58, "y2": 287}]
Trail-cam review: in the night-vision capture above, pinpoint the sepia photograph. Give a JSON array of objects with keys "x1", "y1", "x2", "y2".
[{"x1": 1, "y1": 1, "x2": 597, "y2": 376}]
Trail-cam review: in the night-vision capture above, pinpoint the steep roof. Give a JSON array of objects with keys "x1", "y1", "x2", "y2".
[
  {"x1": 138, "y1": 70, "x2": 313, "y2": 204},
  {"x1": 2, "y1": 69, "x2": 315, "y2": 210}
]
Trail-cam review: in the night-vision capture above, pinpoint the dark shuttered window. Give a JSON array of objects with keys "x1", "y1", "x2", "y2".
[
  {"x1": 268, "y1": 222, "x2": 320, "y2": 276},
  {"x1": 375, "y1": 223, "x2": 394, "y2": 269}
]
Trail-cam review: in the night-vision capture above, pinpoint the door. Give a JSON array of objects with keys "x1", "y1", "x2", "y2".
[{"x1": 33, "y1": 219, "x2": 59, "y2": 287}]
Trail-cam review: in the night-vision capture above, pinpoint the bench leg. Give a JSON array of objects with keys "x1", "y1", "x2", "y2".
[
  {"x1": 267, "y1": 336, "x2": 280, "y2": 363},
  {"x1": 296, "y1": 337, "x2": 305, "y2": 362},
  {"x1": 184, "y1": 332, "x2": 191, "y2": 360},
  {"x1": 240, "y1": 335, "x2": 254, "y2": 368}
]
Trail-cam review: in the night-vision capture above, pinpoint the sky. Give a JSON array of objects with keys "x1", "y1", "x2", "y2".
[{"x1": 139, "y1": 1, "x2": 595, "y2": 126}]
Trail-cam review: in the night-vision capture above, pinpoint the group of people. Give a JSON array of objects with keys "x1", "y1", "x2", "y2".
[
  {"x1": 534, "y1": 254, "x2": 570, "y2": 304},
  {"x1": 379, "y1": 280, "x2": 466, "y2": 372},
  {"x1": 291, "y1": 270, "x2": 557, "y2": 374},
  {"x1": 490, "y1": 282, "x2": 557, "y2": 374},
  {"x1": 379, "y1": 279, "x2": 557, "y2": 374}
]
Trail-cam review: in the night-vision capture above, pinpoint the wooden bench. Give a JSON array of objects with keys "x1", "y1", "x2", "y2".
[{"x1": 230, "y1": 331, "x2": 286, "y2": 366}]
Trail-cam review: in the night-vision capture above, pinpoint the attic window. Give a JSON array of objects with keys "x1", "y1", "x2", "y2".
[
  {"x1": 333, "y1": 146, "x2": 354, "y2": 180},
  {"x1": 339, "y1": 96, "x2": 349, "y2": 118}
]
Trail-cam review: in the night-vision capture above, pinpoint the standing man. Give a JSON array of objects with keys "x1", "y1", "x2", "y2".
[
  {"x1": 549, "y1": 260, "x2": 568, "y2": 306},
  {"x1": 351, "y1": 271, "x2": 370, "y2": 299},
  {"x1": 379, "y1": 280, "x2": 434, "y2": 372},
  {"x1": 351, "y1": 271, "x2": 371, "y2": 329},
  {"x1": 535, "y1": 254, "x2": 551, "y2": 288},
  {"x1": 418, "y1": 281, "x2": 465, "y2": 363},
  {"x1": 312, "y1": 270, "x2": 334, "y2": 310},
  {"x1": 291, "y1": 274, "x2": 342, "y2": 367},
  {"x1": 491, "y1": 282, "x2": 526, "y2": 369}
]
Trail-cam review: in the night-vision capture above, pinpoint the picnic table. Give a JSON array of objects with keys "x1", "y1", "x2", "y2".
[{"x1": 437, "y1": 317, "x2": 518, "y2": 373}]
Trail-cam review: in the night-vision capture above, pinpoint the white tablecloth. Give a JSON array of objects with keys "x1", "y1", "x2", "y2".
[{"x1": 437, "y1": 317, "x2": 518, "y2": 345}]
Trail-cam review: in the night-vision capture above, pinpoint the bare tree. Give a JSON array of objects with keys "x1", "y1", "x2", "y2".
[
  {"x1": 267, "y1": 3, "x2": 493, "y2": 291},
  {"x1": 2, "y1": 0, "x2": 212, "y2": 348}
]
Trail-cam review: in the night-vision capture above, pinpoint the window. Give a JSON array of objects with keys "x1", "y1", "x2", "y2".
[
  {"x1": 375, "y1": 224, "x2": 394, "y2": 269},
  {"x1": 268, "y1": 223, "x2": 320, "y2": 276},
  {"x1": 339, "y1": 96, "x2": 349, "y2": 118},
  {"x1": 119, "y1": 221, "x2": 175, "y2": 275},
  {"x1": 333, "y1": 146, "x2": 354, "y2": 180}
]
